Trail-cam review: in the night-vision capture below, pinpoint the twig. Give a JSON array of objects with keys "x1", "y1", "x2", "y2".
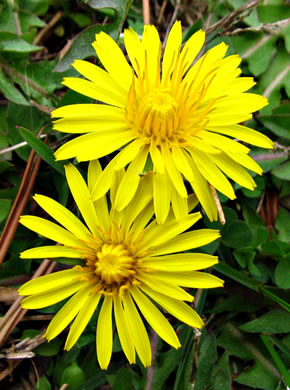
[
  {"x1": 143, "y1": 0, "x2": 150, "y2": 24},
  {"x1": 0, "y1": 128, "x2": 47, "y2": 265},
  {"x1": 13, "y1": 11, "x2": 22, "y2": 36},
  {"x1": 59, "y1": 385, "x2": 69, "y2": 390},
  {"x1": 226, "y1": 18, "x2": 290, "y2": 35},
  {"x1": 204, "y1": 0, "x2": 261, "y2": 35},
  {"x1": 145, "y1": 331, "x2": 159, "y2": 390},
  {"x1": 157, "y1": 0, "x2": 168, "y2": 25},
  {"x1": 33, "y1": 11, "x2": 63, "y2": 46},
  {"x1": 0, "y1": 134, "x2": 47, "y2": 156},
  {"x1": 30, "y1": 99, "x2": 54, "y2": 114},
  {"x1": 0, "y1": 259, "x2": 56, "y2": 347},
  {"x1": 209, "y1": 184, "x2": 226, "y2": 225}
]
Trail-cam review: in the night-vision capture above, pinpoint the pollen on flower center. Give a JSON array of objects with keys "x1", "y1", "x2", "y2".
[{"x1": 94, "y1": 243, "x2": 136, "y2": 285}]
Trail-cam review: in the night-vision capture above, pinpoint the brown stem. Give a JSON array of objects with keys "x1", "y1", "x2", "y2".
[{"x1": 145, "y1": 331, "x2": 159, "y2": 390}]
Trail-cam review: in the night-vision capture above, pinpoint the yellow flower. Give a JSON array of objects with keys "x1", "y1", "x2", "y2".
[
  {"x1": 52, "y1": 21, "x2": 273, "y2": 223},
  {"x1": 18, "y1": 162, "x2": 223, "y2": 369}
]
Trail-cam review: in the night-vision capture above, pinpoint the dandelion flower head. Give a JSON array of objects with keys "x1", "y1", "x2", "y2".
[
  {"x1": 52, "y1": 21, "x2": 273, "y2": 223},
  {"x1": 18, "y1": 162, "x2": 223, "y2": 369}
]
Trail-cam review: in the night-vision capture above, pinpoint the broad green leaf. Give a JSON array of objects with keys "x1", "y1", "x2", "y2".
[
  {"x1": 235, "y1": 361, "x2": 279, "y2": 390},
  {"x1": 257, "y1": 47, "x2": 290, "y2": 113},
  {"x1": 257, "y1": 4, "x2": 290, "y2": 22},
  {"x1": 0, "y1": 68, "x2": 28, "y2": 105},
  {"x1": 35, "y1": 375, "x2": 51, "y2": 390},
  {"x1": 272, "y1": 161, "x2": 290, "y2": 181},
  {"x1": 275, "y1": 260, "x2": 290, "y2": 289},
  {"x1": 230, "y1": 33, "x2": 276, "y2": 77},
  {"x1": 20, "y1": 0, "x2": 49, "y2": 15},
  {"x1": 259, "y1": 103, "x2": 290, "y2": 140},
  {"x1": 61, "y1": 361, "x2": 86, "y2": 390},
  {"x1": 54, "y1": 0, "x2": 133, "y2": 72},
  {"x1": 275, "y1": 208, "x2": 290, "y2": 243},
  {"x1": 234, "y1": 248, "x2": 256, "y2": 268},
  {"x1": 7, "y1": 103, "x2": 49, "y2": 161},
  {"x1": 18, "y1": 127, "x2": 66, "y2": 175},
  {"x1": 35, "y1": 337, "x2": 62, "y2": 356},
  {"x1": 0, "y1": 37, "x2": 42, "y2": 52},
  {"x1": 194, "y1": 332, "x2": 217, "y2": 390},
  {"x1": 210, "y1": 352, "x2": 232, "y2": 390},
  {"x1": 240, "y1": 310, "x2": 290, "y2": 333},
  {"x1": 261, "y1": 240, "x2": 289, "y2": 257},
  {"x1": 222, "y1": 221, "x2": 253, "y2": 249}
]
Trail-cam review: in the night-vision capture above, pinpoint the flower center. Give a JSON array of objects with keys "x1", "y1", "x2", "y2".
[{"x1": 94, "y1": 243, "x2": 136, "y2": 285}]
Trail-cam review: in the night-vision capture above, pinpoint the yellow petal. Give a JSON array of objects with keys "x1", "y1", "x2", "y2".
[
  {"x1": 153, "y1": 271, "x2": 224, "y2": 288},
  {"x1": 91, "y1": 155, "x2": 120, "y2": 201},
  {"x1": 142, "y1": 25, "x2": 161, "y2": 88},
  {"x1": 18, "y1": 268, "x2": 86, "y2": 295},
  {"x1": 142, "y1": 212, "x2": 201, "y2": 249},
  {"x1": 121, "y1": 173, "x2": 153, "y2": 233},
  {"x1": 54, "y1": 130, "x2": 135, "y2": 162},
  {"x1": 152, "y1": 229, "x2": 220, "y2": 256},
  {"x1": 171, "y1": 185, "x2": 188, "y2": 220},
  {"x1": 161, "y1": 143, "x2": 187, "y2": 198},
  {"x1": 20, "y1": 246, "x2": 85, "y2": 259},
  {"x1": 138, "y1": 273, "x2": 193, "y2": 301},
  {"x1": 114, "y1": 139, "x2": 144, "y2": 170},
  {"x1": 124, "y1": 27, "x2": 144, "y2": 76},
  {"x1": 65, "y1": 164, "x2": 100, "y2": 237},
  {"x1": 190, "y1": 148, "x2": 236, "y2": 200},
  {"x1": 226, "y1": 151, "x2": 263, "y2": 175},
  {"x1": 210, "y1": 152, "x2": 256, "y2": 190},
  {"x1": 206, "y1": 123, "x2": 274, "y2": 149},
  {"x1": 19, "y1": 216, "x2": 85, "y2": 248},
  {"x1": 179, "y1": 29, "x2": 205, "y2": 77},
  {"x1": 171, "y1": 147, "x2": 194, "y2": 181},
  {"x1": 65, "y1": 292, "x2": 101, "y2": 351},
  {"x1": 153, "y1": 171, "x2": 171, "y2": 224},
  {"x1": 20, "y1": 280, "x2": 85, "y2": 309},
  {"x1": 162, "y1": 21, "x2": 182, "y2": 83},
  {"x1": 114, "y1": 146, "x2": 148, "y2": 211},
  {"x1": 51, "y1": 103, "x2": 125, "y2": 120},
  {"x1": 131, "y1": 285, "x2": 180, "y2": 349},
  {"x1": 97, "y1": 295, "x2": 113, "y2": 370},
  {"x1": 113, "y1": 295, "x2": 135, "y2": 364},
  {"x1": 33, "y1": 194, "x2": 91, "y2": 242},
  {"x1": 93, "y1": 32, "x2": 132, "y2": 90},
  {"x1": 45, "y1": 285, "x2": 93, "y2": 341},
  {"x1": 122, "y1": 293, "x2": 151, "y2": 367},
  {"x1": 140, "y1": 284, "x2": 204, "y2": 328},
  {"x1": 72, "y1": 59, "x2": 128, "y2": 95},
  {"x1": 150, "y1": 138, "x2": 165, "y2": 173},
  {"x1": 62, "y1": 77, "x2": 125, "y2": 108},
  {"x1": 142, "y1": 253, "x2": 218, "y2": 271},
  {"x1": 198, "y1": 130, "x2": 250, "y2": 154}
]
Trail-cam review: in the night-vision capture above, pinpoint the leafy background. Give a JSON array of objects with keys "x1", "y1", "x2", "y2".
[{"x1": 0, "y1": 0, "x2": 289, "y2": 389}]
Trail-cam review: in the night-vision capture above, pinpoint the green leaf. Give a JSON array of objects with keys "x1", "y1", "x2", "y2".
[
  {"x1": 194, "y1": 332, "x2": 217, "y2": 390},
  {"x1": 240, "y1": 310, "x2": 290, "y2": 333},
  {"x1": 0, "y1": 68, "x2": 28, "y2": 105},
  {"x1": 275, "y1": 260, "x2": 290, "y2": 289},
  {"x1": 35, "y1": 375, "x2": 51, "y2": 390},
  {"x1": 235, "y1": 361, "x2": 279, "y2": 390},
  {"x1": 259, "y1": 103, "x2": 290, "y2": 140},
  {"x1": 257, "y1": 4, "x2": 290, "y2": 23},
  {"x1": 54, "y1": 0, "x2": 133, "y2": 72},
  {"x1": 275, "y1": 208, "x2": 290, "y2": 243},
  {"x1": 0, "y1": 37, "x2": 42, "y2": 52},
  {"x1": 209, "y1": 352, "x2": 232, "y2": 390},
  {"x1": 18, "y1": 127, "x2": 66, "y2": 175},
  {"x1": 222, "y1": 221, "x2": 253, "y2": 249},
  {"x1": 272, "y1": 161, "x2": 290, "y2": 181},
  {"x1": 234, "y1": 248, "x2": 256, "y2": 268},
  {"x1": 230, "y1": 33, "x2": 276, "y2": 77},
  {"x1": 257, "y1": 46, "x2": 290, "y2": 114},
  {"x1": 35, "y1": 337, "x2": 62, "y2": 356},
  {"x1": 61, "y1": 361, "x2": 86, "y2": 390},
  {"x1": 20, "y1": 0, "x2": 49, "y2": 15},
  {"x1": 0, "y1": 198, "x2": 11, "y2": 223}
]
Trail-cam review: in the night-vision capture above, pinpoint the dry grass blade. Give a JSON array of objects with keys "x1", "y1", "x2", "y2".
[{"x1": 0, "y1": 128, "x2": 47, "y2": 265}]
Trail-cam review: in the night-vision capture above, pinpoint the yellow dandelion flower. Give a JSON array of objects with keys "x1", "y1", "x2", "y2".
[
  {"x1": 52, "y1": 22, "x2": 273, "y2": 223},
  {"x1": 18, "y1": 162, "x2": 223, "y2": 369}
]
